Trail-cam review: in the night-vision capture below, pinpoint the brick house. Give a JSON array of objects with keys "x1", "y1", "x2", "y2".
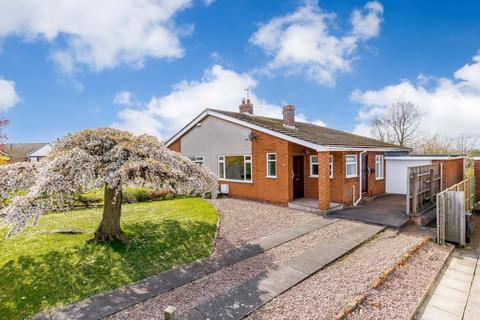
[
  {"x1": 166, "y1": 100, "x2": 412, "y2": 211},
  {"x1": 0, "y1": 143, "x2": 53, "y2": 163}
]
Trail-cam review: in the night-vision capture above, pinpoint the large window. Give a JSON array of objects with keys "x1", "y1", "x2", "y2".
[
  {"x1": 346, "y1": 155, "x2": 358, "y2": 178},
  {"x1": 188, "y1": 155, "x2": 204, "y2": 165},
  {"x1": 266, "y1": 153, "x2": 277, "y2": 178},
  {"x1": 218, "y1": 155, "x2": 252, "y2": 182},
  {"x1": 375, "y1": 155, "x2": 384, "y2": 180},
  {"x1": 310, "y1": 155, "x2": 318, "y2": 177}
]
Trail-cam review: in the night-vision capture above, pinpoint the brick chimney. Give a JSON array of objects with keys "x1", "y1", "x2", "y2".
[
  {"x1": 239, "y1": 98, "x2": 253, "y2": 114},
  {"x1": 282, "y1": 104, "x2": 295, "y2": 128}
]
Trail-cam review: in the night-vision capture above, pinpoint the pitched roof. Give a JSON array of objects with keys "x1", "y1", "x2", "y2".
[
  {"x1": 1, "y1": 143, "x2": 50, "y2": 159},
  {"x1": 210, "y1": 109, "x2": 403, "y2": 149}
]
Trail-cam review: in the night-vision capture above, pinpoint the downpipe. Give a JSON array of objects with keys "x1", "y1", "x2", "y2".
[{"x1": 354, "y1": 150, "x2": 367, "y2": 206}]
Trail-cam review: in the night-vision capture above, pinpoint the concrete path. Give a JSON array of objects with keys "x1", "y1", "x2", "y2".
[
  {"x1": 327, "y1": 194, "x2": 409, "y2": 228},
  {"x1": 416, "y1": 249, "x2": 480, "y2": 320},
  {"x1": 37, "y1": 218, "x2": 338, "y2": 320},
  {"x1": 179, "y1": 223, "x2": 384, "y2": 320}
]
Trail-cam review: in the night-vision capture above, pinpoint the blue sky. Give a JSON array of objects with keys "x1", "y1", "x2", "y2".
[{"x1": 1, "y1": 0, "x2": 480, "y2": 143}]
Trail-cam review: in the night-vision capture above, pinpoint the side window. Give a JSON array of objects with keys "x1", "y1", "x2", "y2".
[
  {"x1": 266, "y1": 153, "x2": 277, "y2": 178},
  {"x1": 310, "y1": 155, "x2": 319, "y2": 176}
]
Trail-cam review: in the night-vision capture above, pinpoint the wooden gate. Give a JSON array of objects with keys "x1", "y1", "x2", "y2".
[
  {"x1": 406, "y1": 164, "x2": 442, "y2": 215},
  {"x1": 436, "y1": 177, "x2": 475, "y2": 245}
]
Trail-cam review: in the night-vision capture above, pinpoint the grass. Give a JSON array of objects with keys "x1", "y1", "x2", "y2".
[{"x1": 0, "y1": 198, "x2": 218, "y2": 320}]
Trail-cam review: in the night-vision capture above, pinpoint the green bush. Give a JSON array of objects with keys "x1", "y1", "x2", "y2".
[
  {"x1": 122, "y1": 187, "x2": 152, "y2": 203},
  {"x1": 77, "y1": 193, "x2": 103, "y2": 207}
]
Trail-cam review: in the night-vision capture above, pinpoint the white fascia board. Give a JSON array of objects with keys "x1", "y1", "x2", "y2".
[
  {"x1": 473, "y1": 157, "x2": 480, "y2": 161},
  {"x1": 325, "y1": 146, "x2": 408, "y2": 152},
  {"x1": 385, "y1": 156, "x2": 466, "y2": 161}
]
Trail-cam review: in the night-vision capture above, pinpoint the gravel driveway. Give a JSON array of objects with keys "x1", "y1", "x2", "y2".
[
  {"x1": 248, "y1": 230, "x2": 424, "y2": 320},
  {"x1": 209, "y1": 198, "x2": 321, "y2": 254},
  {"x1": 109, "y1": 219, "x2": 359, "y2": 319}
]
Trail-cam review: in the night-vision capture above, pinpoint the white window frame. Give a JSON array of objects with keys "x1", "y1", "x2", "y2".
[
  {"x1": 310, "y1": 155, "x2": 319, "y2": 177},
  {"x1": 346, "y1": 155, "x2": 358, "y2": 178},
  {"x1": 329, "y1": 155, "x2": 334, "y2": 179},
  {"x1": 218, "y1": 155, "x2": 253, "y2": 183},
  {"x1": 189, "y1": 155, "x2": 204, "y2": 165},
  {"x1": 266, "y1": 153, "x2": 277, "y2": 178},
  {"x1": 375, "y1": 155, "x2": 384, "y2": 180}
]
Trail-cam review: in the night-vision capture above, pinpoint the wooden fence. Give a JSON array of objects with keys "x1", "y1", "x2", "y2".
[
  {"x1": 406, "y1": 164, "x2": 442, "y2": 215},
  {"x1": 436, "y1": 177, "x2": 474, "y2": 245}
]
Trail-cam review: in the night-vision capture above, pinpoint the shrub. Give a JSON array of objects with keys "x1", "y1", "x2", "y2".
[{"x1": 77, "y1": 194, "x2": 103, "y2": 207}]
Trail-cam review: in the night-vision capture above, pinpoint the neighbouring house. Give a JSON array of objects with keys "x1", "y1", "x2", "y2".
[
  {"x1": 0, "y1": 143, "x2": 53, "y2": 163},
  {"x1": 166, "y1": 100, "x2": 412, "y2": 211}
]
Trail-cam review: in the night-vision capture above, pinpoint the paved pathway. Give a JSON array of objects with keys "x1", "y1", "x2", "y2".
[
  {"x1": 38, "y1": 218, "x2": 338, "y2": 320},
  {"x1": 416, "y1": 249, "x2": 480, "y2": 320},
  {"x1": 179, "y1": 223, "x2": 384, "y2": 320}
]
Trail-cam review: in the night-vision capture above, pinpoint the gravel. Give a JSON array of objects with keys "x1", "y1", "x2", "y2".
[
  {"x1": 248, "y1": 230, "x2": 423, "y2": 320},
  {"x1": 109, "y1": 219, "x2": 359, "y2": 319},
  {"x1": 348, "y1": 242, "x2": 452, "y2": 320},
  {"x1": 209, "y1": 198, "x2": 321, "y2": 254}
]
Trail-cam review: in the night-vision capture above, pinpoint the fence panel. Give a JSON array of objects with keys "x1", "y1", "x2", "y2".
[{"x1": 407, "y1": 164, "x2": 442, "y2": 215}]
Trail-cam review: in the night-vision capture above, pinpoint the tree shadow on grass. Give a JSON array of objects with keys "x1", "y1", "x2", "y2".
[{"x1": 0, "y1": 219, "x2": 216, "y2": 320}]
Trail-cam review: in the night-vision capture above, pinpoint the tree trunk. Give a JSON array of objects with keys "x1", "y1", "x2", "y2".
[{"x1": 90, "y1": 186, "x2": 127, "y2": 242}]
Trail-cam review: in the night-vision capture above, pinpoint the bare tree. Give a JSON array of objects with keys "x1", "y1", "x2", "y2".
[
  {"x1": 415, "y1": 134, "x2": 479, "y2": 155},
  {"x1": 370, "y1": 102, "x2": 423, "y2": 147},
  {"x1": 450, "y1": 135, "x2": 479, "y2": 154}
]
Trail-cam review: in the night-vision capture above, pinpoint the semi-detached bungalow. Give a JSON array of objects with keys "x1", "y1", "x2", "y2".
[{"x1": 166, "y1": 100, "x2": 414, "y2": 212}]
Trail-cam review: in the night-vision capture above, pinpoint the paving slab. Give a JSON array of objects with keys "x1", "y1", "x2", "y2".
[
  {"x1": 180, "y1": 221, "x2": 384, "y2": 319},
  {"x1": 416, "y1": 249, "x2": 479, "y2": 320}
]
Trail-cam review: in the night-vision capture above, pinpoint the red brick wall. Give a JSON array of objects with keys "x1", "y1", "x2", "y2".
[
  {"x1": 317, "y1": 152, "x2": 331, "y2": 210},
  {"x1": 475, "y1": 160, "x2": 480, "y2": 202},
  {"x1": 168, "y1": 140, "x2": 181, "y2": 153},
  {"x1": 433, "y1": 158, "x2": 464, "y2": 190}
]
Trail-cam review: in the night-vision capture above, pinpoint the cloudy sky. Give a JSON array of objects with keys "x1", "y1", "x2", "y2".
[{"x1": 1, "y1": 0, "x2": 480, "y2": 142}]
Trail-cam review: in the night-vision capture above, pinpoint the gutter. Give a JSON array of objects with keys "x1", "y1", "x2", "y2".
[{"x1": 354, "y1": 150, "x2": 367, "y2": 206}]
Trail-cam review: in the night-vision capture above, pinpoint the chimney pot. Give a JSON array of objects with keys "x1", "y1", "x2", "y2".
[
  {"x1": 282, "y1": 104, "x2": 295, "y2": 128},
  {"x1": 239, "y1": 98, "x2": 253, "y2": 115}
]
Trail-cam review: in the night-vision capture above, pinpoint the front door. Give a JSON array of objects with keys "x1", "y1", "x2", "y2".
[
  {"x1": 293, "y1": 156, "x2": 304, "y2": 199},
  {"x1": 361, "y1": 153, "x2": 368, "y2": 194}
]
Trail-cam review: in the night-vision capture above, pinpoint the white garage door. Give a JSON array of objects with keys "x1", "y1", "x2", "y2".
[{"x1": 386, "y1": 159, "x2": 432, "y2": 194}]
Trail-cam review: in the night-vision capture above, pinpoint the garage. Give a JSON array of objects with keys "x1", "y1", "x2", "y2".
[{"x1": 385, "y1": 156, "x2": 465, "y2": 194}]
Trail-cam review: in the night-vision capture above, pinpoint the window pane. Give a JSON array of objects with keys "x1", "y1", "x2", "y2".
[
  {"x1": 347, "y1": 164, "x2": 356, "y2": 176},
  {"x1": 245, "y1": 162, "x2": 252, "y2": 180},
  {"x1": 218, "y1": 161, "x2": 224, "y2": 178},
  {"x1": 268, "y1": 161, "x2": 276, "y2": 176},
  {"x1": 329, "y1": 157, "x2": 333, "y2": 177},
  {"x1": 312, "y1": 164, "x2": 319, "y2": 176},
  {"x1": 311, "y1": 156, "x2": 318, "y2": 164},
  {"x1": 225, "y1": 156, "x2": 244, "y2": 180}
]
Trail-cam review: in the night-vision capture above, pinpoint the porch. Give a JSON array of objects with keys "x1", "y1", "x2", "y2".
[{"x1": 288, "y1": 197, "x2": 343, "y2": 215}]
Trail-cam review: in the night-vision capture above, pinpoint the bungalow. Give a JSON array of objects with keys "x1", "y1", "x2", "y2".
[
  {"x1": 166, "y1": 100, "x2": 410, "y2": 211},
  {"x1": 1, "y1": 143, "x2": 53, "y2": 163}
]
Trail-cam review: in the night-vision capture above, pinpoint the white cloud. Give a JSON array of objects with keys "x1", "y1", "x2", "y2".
[
  {"x1": 0, "y1": 0, "x2": 193, "y2": 73},
  {"x1": 203, "y1": 0, "x2": 215, "y2": 6},
  {"x1": 112, "y1": 65, "x2": 324, "y2": 139},
  {"x1": 249, "y1": 1, "x2": 383, "y2": 86},
  {"x1": 113, "y1": 91, "x2": 134, "y2": 106},
  {"x1": 352, "y1": 54, "x2": 480, "y2": 138},
  {"x1": 0, "y1": 78, "x2": 20, "y2": 111}
]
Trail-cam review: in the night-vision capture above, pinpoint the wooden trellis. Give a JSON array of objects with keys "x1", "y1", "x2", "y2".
[{"x1": 406, "y1": 164, "x2": 442, "y2": 215}]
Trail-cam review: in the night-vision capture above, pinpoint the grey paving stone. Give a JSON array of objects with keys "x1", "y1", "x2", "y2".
[
  {"x1": 195, "y1": 280, "x2": 274, "y2": 320},
  {"x1": 419, "y1": 305, "x2": 461, "y2": 320},
  {"x1": 253, "y1": 265, "x2": 308, "y2": 297},
  {"x1": 178, "y1": 308, "x2": 205, "y2": 320},
  {"x1": 438, "y1": 275, "x2": 472, "y2": 293},
  {"x1": 50, "y1": 299, "x2": 101, "y2": 320},
  {"x1": 431, "y1": 284, "x2": 469, "y2": 303},
  {"x1": 305, "y1": 245, "x2": 344, "y2": 265},
  {"x1": 428, "y1": 293, "x2": 466, "y2": 316},
  {"x1": 250, "y1": 236, "x2": 284, "y2": 251},
  {"x1": 286, "y1": 255, "x2": 323, "y2": 274}
]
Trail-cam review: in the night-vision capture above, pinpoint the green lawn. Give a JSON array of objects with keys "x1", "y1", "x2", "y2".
[{"x1": 0, "y1": 198, "x2": 218, "y2": 320}]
